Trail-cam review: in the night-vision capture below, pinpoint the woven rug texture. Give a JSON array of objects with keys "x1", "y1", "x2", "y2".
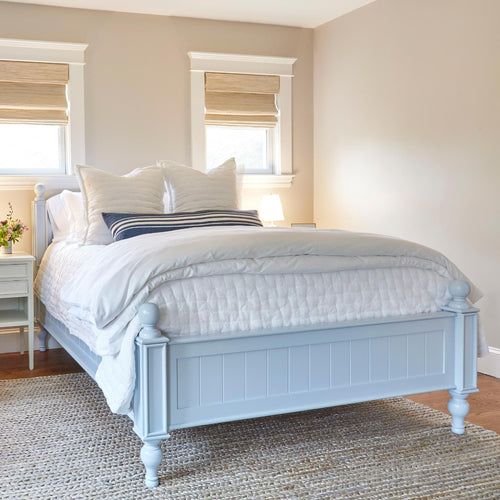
[{"x1": 0, "y1": 373, "x2": 499, "y2": 499}]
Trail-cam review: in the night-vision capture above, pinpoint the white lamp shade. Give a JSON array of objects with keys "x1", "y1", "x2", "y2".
[{"x1": 259, "y1": 194, "x2": 284, "y2": 223}]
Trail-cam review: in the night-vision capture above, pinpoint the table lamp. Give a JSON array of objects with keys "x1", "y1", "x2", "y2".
[{"x1": 259, "y1": 194, "x2": 284, "y2": 227}]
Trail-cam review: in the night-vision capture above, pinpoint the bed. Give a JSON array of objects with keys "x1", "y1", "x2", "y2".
[{"x1": 32, "y1": 182, "x2": 482, "y2": 489}]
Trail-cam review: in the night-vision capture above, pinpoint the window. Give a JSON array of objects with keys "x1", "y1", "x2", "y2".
[
  {"x1": 0, "y1": 39, "x2": 87, "y2": 183},
  {"x1": 0, "y1": 59, "x2": 69, "y2": 174},
  {"x1": 204, "y1": 71, "x2": 279, "y2": 175},
  {"x1": 189, "y1": 52, "x2": 296, "y2": 188},
  {"x1": 206, "y1": 125, "x2": 274, "y2": 174},
  {"x1": 0, "y1": 124, "x2": 66, "y2": 174}
]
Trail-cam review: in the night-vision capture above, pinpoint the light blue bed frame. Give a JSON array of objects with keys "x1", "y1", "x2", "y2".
[{"x1": 32, "y1": 184, "x2": 479, "y2": 488}]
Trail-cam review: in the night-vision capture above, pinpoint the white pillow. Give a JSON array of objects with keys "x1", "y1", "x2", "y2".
[
  {"x1": 159, "y1": 158, "x2": 239, "y2": 213},
  {"x1": 62, "y1": 190, "x2": 86, "y2": 242},
  {"x1": 46, "y1": 190, "x2": 85, "y2": 242},
  {"x1": 76, "y1": 165, "x2": 165, "y2": 245},
  {"x1": 46, "y1": 192, "x2": 70, "y2": 242}
]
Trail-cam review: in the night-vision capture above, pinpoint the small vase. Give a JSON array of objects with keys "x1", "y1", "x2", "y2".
[{"x1": 1, "y1": 241, "x2": 12, "y2": 255}]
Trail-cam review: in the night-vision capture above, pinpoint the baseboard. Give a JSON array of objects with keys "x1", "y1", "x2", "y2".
[
  {"x1": 0, "y1": 330, "x2": 60, "y2": 354},
  {"x1": 477, "y1": 346, "x2": 500, "y2": 378}
]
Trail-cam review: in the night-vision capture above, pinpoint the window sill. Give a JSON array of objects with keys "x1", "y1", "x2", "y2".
[
  {"x1": 0, "y1": 174, "x2": 78, "y2": 190},
  {"x1": 0, "y1": 173, "x2": 295, "y2": 192},
  {"x1": 241, "y1": 174, "x2": 294, "y2": 189}
]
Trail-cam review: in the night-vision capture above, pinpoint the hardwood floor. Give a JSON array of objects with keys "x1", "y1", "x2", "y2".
[
  {"x1": 408, "y1": 375, "x2": 500, "y2": 434},
  {"x1": 0, "y1": 349, "x2": 83, "y2": 379},
  {"x1": 0, "y1": 348, "x2": 498, "y2": 434}
]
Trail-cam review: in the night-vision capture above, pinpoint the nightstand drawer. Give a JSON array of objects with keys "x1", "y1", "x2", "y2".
[
  {"x1": 0, "y1": 263, "x2": 28, "y2": 280},
  {"x1": 0, "y1": 280, "x2": 28, "y2": 296}
]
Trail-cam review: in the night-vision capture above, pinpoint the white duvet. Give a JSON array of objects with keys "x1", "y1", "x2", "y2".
[{"x1": 35, "y1": 227, "x2": 485, "y2": 414}]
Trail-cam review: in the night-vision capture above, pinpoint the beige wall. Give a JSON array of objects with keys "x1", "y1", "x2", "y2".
[
  {"x1": 2, "y1": 0, "x2": 498, "y2": 356},
  {"x1": 0, "y1": 1, "x2": 314, "y2": 255},
  {"x1": 314, "y1": 0, "x2": 500, "y2": 349}
]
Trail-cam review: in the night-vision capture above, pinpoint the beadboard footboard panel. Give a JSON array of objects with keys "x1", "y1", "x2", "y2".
[{"x1": 168, "y1": 313, "x2": 456, "y2": 430}]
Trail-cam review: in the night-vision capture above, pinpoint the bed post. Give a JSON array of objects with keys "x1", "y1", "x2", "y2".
[
  {"x1": 442, "y1": 280, "x2": 479, "y2": 435},
  {"x1": 133, "y1": 303, "x2": 169, "y2": 488},
  {"x1": 32, "y1": 183, "x2": 48, "y2": 267},
  {"x1": 32, "y1": 183, "x2": 50, "y2": 350}
]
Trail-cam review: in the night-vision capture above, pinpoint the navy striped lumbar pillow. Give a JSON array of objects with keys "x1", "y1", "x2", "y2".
[{"x1": 102, "y1": 209, "x2": 263, "y2": 242}]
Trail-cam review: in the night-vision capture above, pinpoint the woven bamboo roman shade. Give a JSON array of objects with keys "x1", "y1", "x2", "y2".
[
  {"x1": 0, "y1": 60, "x2": 69, "y2": 124},
  {"x1": 205, "y1": 72, "x2": 280, "y2": 127}
]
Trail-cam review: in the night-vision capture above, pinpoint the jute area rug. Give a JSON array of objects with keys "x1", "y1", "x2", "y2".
[{"x1": 0, "y1": 373, "x2": 498, "y2": 499}]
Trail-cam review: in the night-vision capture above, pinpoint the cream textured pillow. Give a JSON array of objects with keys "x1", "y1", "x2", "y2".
[
  {"x1": 76, "y1": 165, "x2": 165, "y2": 245},
  {"x1": 160, "y1": 158, "x2": 239, "y2": 213}
]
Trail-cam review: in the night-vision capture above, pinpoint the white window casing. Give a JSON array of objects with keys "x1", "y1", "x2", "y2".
[
  {"x1": 189, "y1": 51, "x2": 296, "y2": 189},
  {"x1": 0, "y1": 38, "x2": 87, "y2": 190}
]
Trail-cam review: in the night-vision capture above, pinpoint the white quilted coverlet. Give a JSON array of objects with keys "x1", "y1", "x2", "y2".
[
  {"x1": 152, "y1": 269, "x2": 450, "y2": 336},
  {"x1": 35, "y1": 227, "x2": 484, "y2": 414}
]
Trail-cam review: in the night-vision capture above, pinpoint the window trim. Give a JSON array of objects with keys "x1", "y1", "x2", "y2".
[
  {"x1": 0, "y1": 37, "x2": 87, "y2": 188},
  {"x1": 189, "y1": 51, "x2": 296, "y2": 189}
]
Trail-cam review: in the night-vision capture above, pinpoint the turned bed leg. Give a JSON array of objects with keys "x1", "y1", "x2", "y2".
[
  {"x1": 448, "y1": 390, "x2": 470, "y2": 435},
  {"x1": 38, "y1": 328, "x2": 49, "y2": 352},
  {"x1": 133, "y1": 303, "x2": 170, "y2": 488},
  {"x1": 141, "y1": 440, "x2": 163, "y2": 488},
  {"x1": 442, "y1": 280, "x2": 479, "y2": 436}
]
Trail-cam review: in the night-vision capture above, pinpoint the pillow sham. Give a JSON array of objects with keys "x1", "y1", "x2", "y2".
[
  {"x1": 158, "y1": 158, "x2": 239, "y2": 213},
  {"x1": 46, "y1": 190, "x2": 85, "y2": 242},
  {"x1": 46, "y1": 192, "x2": 70, "y2": 242},
  {"x1": 102, "y1": 209, "x2": 262, "y2": 242},
  {"x1": 76, "y1": 165, "x2": 164, "y2": 245}
]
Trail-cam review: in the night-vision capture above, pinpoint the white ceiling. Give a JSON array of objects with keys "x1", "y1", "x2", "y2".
[{"x1": 1, "y1": 0, "x2": 377, "y2": 28}]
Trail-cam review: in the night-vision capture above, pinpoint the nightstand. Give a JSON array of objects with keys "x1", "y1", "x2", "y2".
[{"x1": 0, "y1": 252, "x2": 35, "y2": 370}]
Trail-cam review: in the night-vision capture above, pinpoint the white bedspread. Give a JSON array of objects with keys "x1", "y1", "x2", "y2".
[{"x1": 35, "y1": 227, "x2": 485, "y2": 414}]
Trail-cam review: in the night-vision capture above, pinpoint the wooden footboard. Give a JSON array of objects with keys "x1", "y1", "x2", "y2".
[
  {"x1": 168, "y1": 313, "x2": 455, "y2": 429},
  {"x1": 132, "y1": 280, "x2": 478, "y2": 487}
]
